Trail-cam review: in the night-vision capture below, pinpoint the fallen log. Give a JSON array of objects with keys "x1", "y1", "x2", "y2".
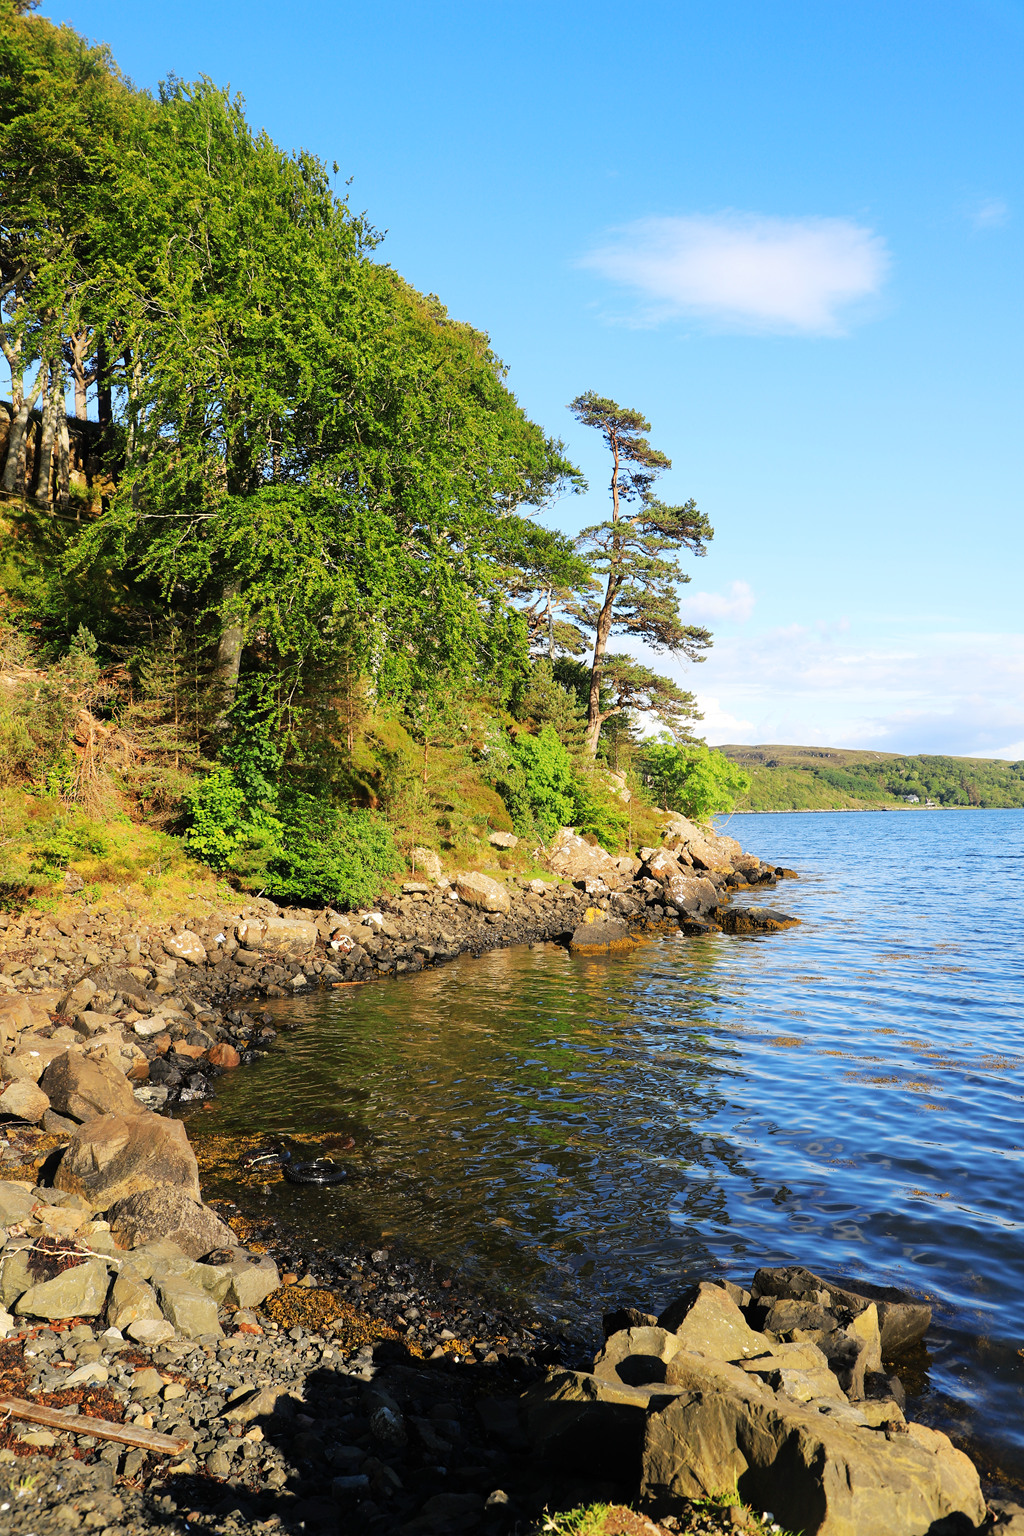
[{"x1": 0, "y1": 1396, "x2": 188, "y2": 1454}]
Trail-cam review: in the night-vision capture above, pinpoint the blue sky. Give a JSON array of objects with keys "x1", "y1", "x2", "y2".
[{"x1": 63, "y1": 0, "x2": 1024, "y2": 756}]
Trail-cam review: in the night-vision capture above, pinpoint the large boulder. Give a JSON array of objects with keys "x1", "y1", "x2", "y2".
[
  {"x1": 14, "y1": 1257, "x2": 111, "y2": 1319},
  {"x1": 642, "y1": 1362, "x2": 984, "y2": 1535},
  {"x1": 106, "y1": 1268, "x2": 164, "y2": 1331},
  {"x1": 527, "y1": 1303, "x2": 984, "y2": 1536},
  {"x1": 235, "y1": 916, "x2": 318, "y2": 955},
  {"x1": 0, "y1": 1181, "x2": 37, "y2": 1226},
  {"x1": 0, "y1": 1077, "x2": 49, "y2": 1123},
  {"x1": 661, "y1": 816, "x2": 741, "y2": 874},
  {"x1": 54, "y1": 1110, "x2": 201, "y2": 1210},
  {"x1": 40, "y1": 1049, "x2": 137, "y2": 1122},
  {"x1": 409, "y1": 847, "x2": 444, "y2": 882},
  {"x1": 107, "y1": 1187, "x2": 237, "y2": 1260},
  {"x1": 0, "y1": 995, "x2": 52, "y2": 1049},
  {"x1": 225, "y1": 1257, "x2": 281, "y2": 1310},
  {"x1": 156, "y1": 1274, "x2": 222, "y2": 1339},
  {"x1": 2, "y1": 1036, "x2": 66, "y2": 1083},
  {"x1": 453, "y1": 871, "x2": 511, "y2": 914},
  {"x1": 545, "y1": 828, "x2": 625, "y2": 887},
  {"x1": 662, "y1": 874, "x2": 719, "y2": 915},
  {"x1": 569, "y1": 915, "x2": 634, "y2": 953},
  {"x1": 658, "y1": 1283, "x2": 771, "y2": 1361}
]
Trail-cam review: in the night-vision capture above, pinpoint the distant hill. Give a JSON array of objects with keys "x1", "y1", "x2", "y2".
[{"x1": 716, "y1": 744, "x2": 1024, "y2": 812}]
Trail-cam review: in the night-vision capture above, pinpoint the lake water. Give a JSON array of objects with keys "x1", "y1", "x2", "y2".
[{"x1": 192, "y1": 808, "x2": 1024, "y2": 1476}]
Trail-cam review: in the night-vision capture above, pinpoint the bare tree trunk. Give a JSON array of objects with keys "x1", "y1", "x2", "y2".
[
  {"x1": 1, "y1": 363, "x2": 44, "y2": 495},
  {"x1": 213, "y1": 585, "x2": 244, "y2": 729},
  {"x1": 56, "y1": 412, "x2": 71, "y2": 515},
  {"x1": 68, "y1": 329, "x2": 92, "y2": 420},
  {"x1": 34, "y1": 358, "x2": 61, "y2": 504},
  {"x1": 584, "y1": 433, "x2": 622, "y2": 759}
]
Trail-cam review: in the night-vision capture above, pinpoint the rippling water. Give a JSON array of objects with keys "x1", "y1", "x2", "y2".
[{"x1": 192, "y1": 808, "x2": 1024, "y2": 1474}]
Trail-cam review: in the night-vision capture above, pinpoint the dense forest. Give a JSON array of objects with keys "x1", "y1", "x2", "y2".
[
  {"x1": 720, "y1": 744, "x2": 1024, "y2": 812},
  {"x1": 0, "y1": 1, "x2": 741, "y2": 910}
]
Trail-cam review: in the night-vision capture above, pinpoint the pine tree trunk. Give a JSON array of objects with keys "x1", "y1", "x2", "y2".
[{"x1": 584, "y1": 432, "x2": 622, "y2": 759}]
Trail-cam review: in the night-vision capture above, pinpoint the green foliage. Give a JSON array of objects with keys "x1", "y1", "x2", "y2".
[
  {"x1": 263, "y1": 796, "x2": 403, "y2": 908},
  {"x1": 27, "y1": 815, "x2": 109, "y2": 875},
  {"x1": 492, "y1": 725, "x2": 582, "y2": 838},
  {"x1": 485, "y1": 724, "x2": 630, "y2": 850},
  {"x1": 182, "y1": 765, "x2": 283, "y2": 870},
  {"x1": 638, "y1": 737, "x2": 752, "y2": 821},
  {"x1": 183, "y1": 766, "x2": 401, "y2": 907}
]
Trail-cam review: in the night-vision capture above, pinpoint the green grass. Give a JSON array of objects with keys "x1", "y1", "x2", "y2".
[{"x1": 533, "y1": 1495, "x2": 802, "y2": 1536}]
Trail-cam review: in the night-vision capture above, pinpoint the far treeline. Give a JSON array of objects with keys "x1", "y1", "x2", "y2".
[
  {"x1": 720, "y1": 745, "x2": 1024, "y2": 812},
  {"x1": 0, "y1": 2, "x2": 748, "y2": 910}
]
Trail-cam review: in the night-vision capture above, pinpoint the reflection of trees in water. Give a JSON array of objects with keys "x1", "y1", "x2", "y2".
[{"x1": 199, "y1": 939, "x2": 764, "y2": 1313}]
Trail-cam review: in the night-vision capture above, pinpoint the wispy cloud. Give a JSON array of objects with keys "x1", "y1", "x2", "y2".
[
  {"x1": 681, "y1": 579, "x2": 756, "y2": 623},
  {"x1": 580, "y1": 212, "x2": 889, "y2": 335},
  {"x1": 970, "y1": 197, "x2": 1009, "y2": 230}
]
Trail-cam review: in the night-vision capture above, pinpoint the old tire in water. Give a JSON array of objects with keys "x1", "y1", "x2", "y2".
[{"x1": 282, "y1": 1158, "x2": 347, "y2": 1186}]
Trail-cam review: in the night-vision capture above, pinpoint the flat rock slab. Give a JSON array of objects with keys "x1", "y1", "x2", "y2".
[{"x1": 718, "y1": 908, "x2": 800, "y2": 935}]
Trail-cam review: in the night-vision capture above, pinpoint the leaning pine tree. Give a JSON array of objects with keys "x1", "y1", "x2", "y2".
[{"x1": 567, "y1": 392, "x2": 714, "y2": 758}]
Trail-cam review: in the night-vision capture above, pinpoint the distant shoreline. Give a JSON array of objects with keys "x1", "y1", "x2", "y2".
[{"x1": 728, "y1": 804, "x2": 997, "y2": 814}]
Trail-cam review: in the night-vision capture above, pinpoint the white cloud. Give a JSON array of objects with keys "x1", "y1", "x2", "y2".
[
  {"x1": 681, "y1": 579, "x2": 755, "y2": 623},
  {"x1": 580, "y1": 212, "x2": 889, "y2": 335},
  {"x1": 625, "y1": 626, "x2": 1024, "y2": 758},
  {"x1": 692, "y1": 694, "x2": 755, "y2": 740},
  {"x1": 971, "y1": 198, "x2": 1009, "y2": 230}
]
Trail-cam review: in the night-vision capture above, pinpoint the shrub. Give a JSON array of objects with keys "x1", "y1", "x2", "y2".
[
  {"x1": 636, "y1": 738, "x2": 751, "y2": 821},
  {"x1": 183, "y1": 768, "x2": 401, "y2": 907},
  {"x1": 264, "y1": 794, "x2": 403, "y2": 908}
]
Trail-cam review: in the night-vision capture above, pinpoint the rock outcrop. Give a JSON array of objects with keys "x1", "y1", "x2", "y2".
[{"x1": 527, "y1": 1274, "x2": 983, "y2": 1536}]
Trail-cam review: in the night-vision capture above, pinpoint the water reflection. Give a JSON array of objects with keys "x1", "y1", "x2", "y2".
[{"x1": 193, "y1": 810, "x2": 1024, "y2": 1475}]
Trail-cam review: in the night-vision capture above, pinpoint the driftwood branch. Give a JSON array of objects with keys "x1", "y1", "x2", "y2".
[{"x1": 0, "y1": 1396, "x2": 188, "y2": 1454}]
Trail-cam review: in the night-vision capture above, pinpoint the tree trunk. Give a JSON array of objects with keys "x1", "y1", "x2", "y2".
[
  {"x1": 56, "y1": 412, "x2": 71, "y2": 515},
  {"x1": 583, "y1": 431, "x2": 622, "y2": 759},
  {"x1": 583, "y1": 595, "x2": 615, "y2": 758},
  {"x1": 69, "y1": 330, "x2": 91, "y2": 420},
  {"x1": 34, "y1": 358, "x2": 61, "y2": 504},
  {"x1": 0, "y1": 365, "x2": 44, "y2": 495},
  {"x1": 213, "y1": 585, "x2": 244, "y2": 729}
]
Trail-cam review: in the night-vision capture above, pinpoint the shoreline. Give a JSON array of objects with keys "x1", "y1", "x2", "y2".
[{"x1": 2, "y1": 817, "x2": 1017, "y2": 1532}]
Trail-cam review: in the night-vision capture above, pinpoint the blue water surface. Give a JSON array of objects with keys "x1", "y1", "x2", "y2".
[{"x1": 194, "y1": 809, "x2": 1024, "y2": 1473}]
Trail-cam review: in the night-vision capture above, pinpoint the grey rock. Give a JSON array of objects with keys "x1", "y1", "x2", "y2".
[
  {"x1": 107, "y1": 1186, "x2": 237, "y2": 1260},
  {"x1": 40, "y1": 1050, "x2": 137, "y2": 1122},
  {"x1": 569, "y1": 915, "x2": 634, "y2": 952},
  {"x1": 14, "y1": 1257, "x2": 111, "y2": 1319},
  {"x1": 54, "y1": 1109, "x2": 201, "y2": 1209},
  {"x1": 751, "y1": 1265, "x2": 931, "y2": 1357}
]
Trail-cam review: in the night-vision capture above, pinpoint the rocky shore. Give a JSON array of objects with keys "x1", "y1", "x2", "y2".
[{"x1": 4, "y1": 813, "x2": 1016, "y2": 1533}]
